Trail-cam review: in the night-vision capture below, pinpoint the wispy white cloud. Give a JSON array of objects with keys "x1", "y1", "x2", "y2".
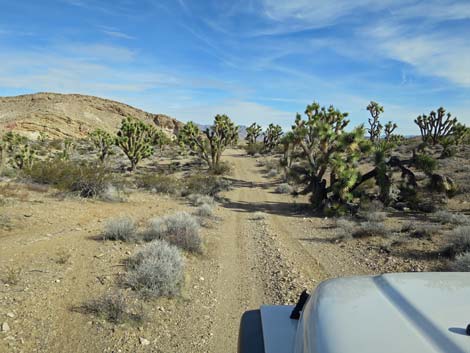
[{"x1": 102, "y1": 30, "x2": 135, "y2": 40}]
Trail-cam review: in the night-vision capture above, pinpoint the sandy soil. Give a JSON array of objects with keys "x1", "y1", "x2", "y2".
[{"x1": 0, "y1": 148, "x2": 458, "y2": 353}]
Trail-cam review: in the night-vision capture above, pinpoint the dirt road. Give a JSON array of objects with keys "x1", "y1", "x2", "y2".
[{"x1": 1, "y1": 149, "x2": 395, "y2": 353}]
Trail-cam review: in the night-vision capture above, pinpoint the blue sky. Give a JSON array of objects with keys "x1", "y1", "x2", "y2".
[{"x1": 0, "y1": 0, "x2": 469, "y2": 134}]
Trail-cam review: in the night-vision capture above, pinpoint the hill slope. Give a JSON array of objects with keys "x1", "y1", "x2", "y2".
[{"x1": 0, "y1": 92, "x2": 183, "y2": 139}]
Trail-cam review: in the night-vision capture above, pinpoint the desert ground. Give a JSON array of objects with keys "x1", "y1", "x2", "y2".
[{"x1": 1, "y1": 145, "x2": 468, "y2": 353}]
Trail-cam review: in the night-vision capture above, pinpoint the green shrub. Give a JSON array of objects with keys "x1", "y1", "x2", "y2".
[
  {"x1": 126, "y1": 240, "x2": 184, "y2": 298},
  {"x1": 23, "y1": 159, "x2": 113, "y2": 198},
  {"x1": 414, "y1": 154, "x2": 437, "y2": 174},
  {"x1": 182, "y1": 175, "x2": 231, "y2": 196},
  {"x1": 244, "y1": 142, "x2": 264, "y2": 156},
  {"x1": 137, "y1": 174, "x2": 181, "y2": 195}
]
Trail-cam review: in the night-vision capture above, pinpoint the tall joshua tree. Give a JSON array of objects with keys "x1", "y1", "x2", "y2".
[
  {"x1": 178, "y1": 115, "x2": 238, "y2": 171},
  {"x1": 367, "y1": 101, "x2": 384, "y2": 143},
  {"x1": 245, "y1": 123, "x2": 262, "y2": 145},
  {"x1": 115, "y1": 117, "x2": 155, "y2": 171},
  {"x1": 290, "y1": 102, "x2": 370, "y2": 211}
]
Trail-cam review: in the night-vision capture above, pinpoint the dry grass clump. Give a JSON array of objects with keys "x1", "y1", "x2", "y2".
[
  {"x1": 2, "y1": 266, "x2": 22, "y2": 285},
  {"x1": 275, "y1": 183, "x2": 293, "y2": 194},
  {"x1": 266, "y1": 169, "x2": 278, "y2": 178},
  {"x1": 334, "y1": 218, "x2": 357, "y2": 241},
  {"x1": 195, "y1": 204, "x2": 213, "y2": 218},
  {"x1": 444, "y1": 225, "x2": 470, "y2": 257},
  {"x1": 100, "y1": 184, "x2": 127, "y2": 202},
  {"x1": 0, "y1": 214, "x2": 12, "y2": 230},
  {"x1": 432, "y1": 210, "x2": 470, "y2": 226},
  {"x1": 102, "y1": 217, "x2": 136, "y2": 242},
  {"x1": 361, "y1": 211, "x2": 387, "y2": 223},
  {"x1": 78, "y1": 291, "x2": 144, "y2": 324},
  {"x1": 402, "y1": 223, "x2": 440, "y2": 239},
  {"x1": 353, "y1": 221, "x2": 388, "y2": 238},
  {"x1": 125, "y1": 240, "x2": 184, "y2": 298},
  {"x1": 450, "y1": 252, "x2": 470, "y2": 271},
  {"x1": 143, "y1": 212, "x2": 202, "y2": 253},
  {"x1": 187, "y1": 194, "x2": 215, "y2": 207},
  {"x1": 251, "y1": 212, "x2": 266, "y2": 220}
]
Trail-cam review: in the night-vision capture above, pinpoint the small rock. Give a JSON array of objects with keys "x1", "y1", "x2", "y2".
[
  {"x1": 55, "y1": 279, "x2": 61, "y2": 283},
  {"x1": 139, "y1": 337, "x2": 150, "y2": 346},
  {"x1": 24, "y1": 214, "x2": 33, "y2": 218},
  {"x1": 6, "y1": 313, "x2": 14, "y2": 318},
  {"x1": 1, "y1": 322, "x2": 10, "y2": 332},
  {"x1": 199, "y1": 277, "x2": 204, "y2": 281}
]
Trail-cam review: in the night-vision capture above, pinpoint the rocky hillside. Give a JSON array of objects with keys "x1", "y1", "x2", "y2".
[{"x1": 0, "y1": 92, "x2": 183, "y2": 139}]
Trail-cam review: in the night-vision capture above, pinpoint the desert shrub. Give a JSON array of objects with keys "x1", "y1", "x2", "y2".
[
  {"x1": 182, "y1": 175, "x2": 231, "y2": 196},
  {"x1": 102, "y1": 217, "x2": 136, "y2": 242},
  {"x1": 2, "y1": 266, "x2": 22, "y2": 285},
  {"x1": 444, "y1": 226, "x2": 470, "y2": 256},
  {"x1": 360, "y1": 211, "x2": 386, "y2": 223},
  {"x1": 187, "y1": 194, "x2": 215, "y2": 207},
  {"x1": 403, "y1": 223, "x2": 440, "y2": 239},
  {"x1": 100, "y1": 184, "x2": 127, "y2": 202},
  {"x1": 245, "y1": 142, "x2": 264, "y2": 156},
  {"x1": 334, "y1": 218, "x2": 356, "y2": 240},
  {"x1": 137, "y1": 174, "x2": 181, "y2": 195},
  {"x1": 78, "y1": 291, "x2": 144, "y2": 324},
  {"x1": 275, "y1": 183, "x2": 293, "y2": 194},
  {"x1": 0, "y1": 215, "x2": 11, "y2": 230},
  {"x1": 143, "y1": 212, "x2": 202, "y2": 253},
  {"x1": 353, "y1": 222, "x2": 388, "y2": 238},
  {"x1": 210, "y1": 161, "x2": 232, "y2": 175},
  {"x1": 433, "y1": 210, "x2": 470, "y2": 226},
  {"x1": 251, "y1": 212, "x2": 266, "y2": 220},
  {"x1": 125, "y1": 240, "x2": 184, "y2": 298},
  {"x1": 266, "y1": 169, "x2": 278, "y2": 178},
  {"x1": 414, "y1": 154, "x2": 437, "y2": 174},
  {"x1": 23, "y1": 159, "x2": 113, "y2": 198},
  {"x1": 195, "y1": 204, "x2": 213, "y2": 218},
  {"x1": 450, "y1": 252, "x2": 470, "y2": 271}
]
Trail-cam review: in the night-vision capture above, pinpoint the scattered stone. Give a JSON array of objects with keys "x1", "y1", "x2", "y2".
[
  {"x1": 1, "y1": 322, "x2": 10, "y2": 332},
  {"x1": 6, "y1": 313, "x2": 14, "y2": 318},
  {"x1": 139, "y1": 337, "x2": 150, "y2": 346}
]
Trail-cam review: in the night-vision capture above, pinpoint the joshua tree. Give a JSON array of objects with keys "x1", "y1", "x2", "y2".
[
  {"x1": 178, "y1": 115, "x2": 238, "y2": 171},
  {"x1": 367, "y1": 101, "x2": 384, "y2": 143},
  {"x1": 384, "y1": 121, "x2": 397, "y2": 142},
  {"x1": 90, "y1": 129, "x2": 115, "y2": 163},
  {"x1": 115, "y1": 117, "x2": 155, "y2": 171},
  {"x1": 57, "y1": 138, "x2": 75, "y2": 161},
  {"x1": 263, "y1": 124, "x2": 283, "y2": 152},
  {"x1": 289, "y1": 102, "x2": 370, "y2": 212},
  {"x1": 245, "y1": 123, "x2": 262, "y2": 145},
  {"x1": 13, "y1": 144, "x2": 35, "y2": 169},
  {"x1": 414, "y1": 107, "x2": 458, "y2": 145}
]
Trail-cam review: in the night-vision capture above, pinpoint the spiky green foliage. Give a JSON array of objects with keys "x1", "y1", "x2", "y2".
[
  {"x1": 367, "y1": 101, "x2": 384, "y2": 143},
  {"x1": 115, "y1": 117, "x2": 155, "y2": 171},
  {"x1": 37, "y1": 131, "x2": 48, "y2": 143},
  {"x1": 290, "y1": 102, "x2": 370, "y2": 212},
  {"x1": 57, "y1": 139, "x2": 74, "y2": 161},
  {"x1": 245, "y1": 123, "x2": 262, "y2": 145},
  {"x1": 263, "y1": 124, "x2": 283, "y2": 152},
  {"x1": 178, "y1": 115, "x2": 238, "y2": 171},
  {"x1": 414, "y1": 107, "x2": 458, "y2": 145},
  {"x1": 13, "y1": 144, "x2": 36, "y2": 169},
  {"x1": 413, "y1": 153, "x2": 437, "y2": 175},
  {"x1": 384, "y1": 121, "x2": 398, "y2": 142},
  {"x1": 90, "y1": 129, "x2": 115, "y2": 163}
]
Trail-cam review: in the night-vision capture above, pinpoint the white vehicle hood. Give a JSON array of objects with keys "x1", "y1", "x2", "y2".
[{"x1": 294, "y1": 272, "x2": 470, "y2": 353}]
